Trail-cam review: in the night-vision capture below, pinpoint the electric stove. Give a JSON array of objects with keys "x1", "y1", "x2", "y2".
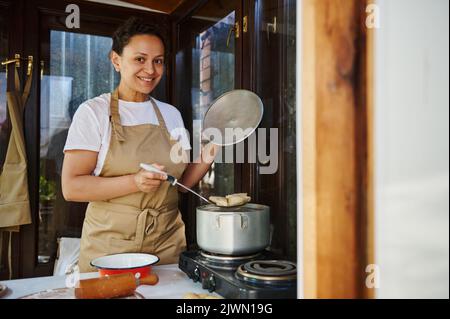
[{"x1": 179, "y1": 250, "x2": 297, "y2": 299}]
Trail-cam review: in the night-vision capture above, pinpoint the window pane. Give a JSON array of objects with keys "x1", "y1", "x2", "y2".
[
  {"x1": 0, "y1": 9, "x2": 10, "y2": 275},
  {"x1": 284, "y1": 3, "x2": 297, "y2": 260},
  {"x1": 0, "y1": 13, "x2": 9, "y2": 171},
  {"x1": 255, "y1": 0, "x2": 297, "y2": 259},
  {"x1": 38, "y1": 31, "x2": 120, "y2": 264},
  {"x1": 192, "y1": 11, "x2": 236, "y2": 200}
]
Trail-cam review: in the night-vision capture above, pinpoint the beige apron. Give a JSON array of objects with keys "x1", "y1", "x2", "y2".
[
  {"x1": 0, "y1": 62, "x2": 33, "y2": 279},
  {"x1": 78, "y1": 89, "x2": 187, "y2": 272},
  {"x1": 0, "y1": 67, "x2": 33, "y2": 230}
]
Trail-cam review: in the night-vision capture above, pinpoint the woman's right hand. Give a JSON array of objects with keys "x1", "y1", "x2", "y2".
[{"x1": 133, "y1": 163, "x2": 167, "y2": 193}]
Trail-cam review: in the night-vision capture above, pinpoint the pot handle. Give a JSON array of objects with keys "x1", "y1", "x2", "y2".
[
  {"x1": 240, "y1": 214, "x2": 249, "y2": 229},
  {"x1": 214, "y1": 214, "x2": 249, "y2": 229}
]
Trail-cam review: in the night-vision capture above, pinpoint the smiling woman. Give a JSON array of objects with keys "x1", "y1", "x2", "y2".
[
  {"x1": 61, "y1": 17, "x2": 219, "y2": 273},
  {"x1": 109, "y1": 17, "x2": 167, "y2": 101}
]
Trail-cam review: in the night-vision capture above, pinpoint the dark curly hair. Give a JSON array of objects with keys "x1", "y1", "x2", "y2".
[{"x1": 111, "y1": 17, "x2": 167, "y2": 57}]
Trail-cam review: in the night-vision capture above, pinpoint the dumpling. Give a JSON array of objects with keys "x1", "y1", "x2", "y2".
[
  {"x1": 183, "y1": 292, "x2": 222, "y2": 299},
  {"x1": 226, "y1": 193, "x2": 251, "y2": 206},
  {"x1": 209, "y1": 193, "x2": 251, "y2": 207},
  {"x1": 209, "y1": 196, "x2": 228, "y2": 207}
]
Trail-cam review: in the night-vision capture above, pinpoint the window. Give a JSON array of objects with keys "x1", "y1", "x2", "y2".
[{"x1": 38, "y1": 31, "x2": 120, "y2": 264}]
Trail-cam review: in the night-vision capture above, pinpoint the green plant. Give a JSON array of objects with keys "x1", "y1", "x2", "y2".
[{"x1": 39, "y1": 175, "x2": 56, "y2": 202}]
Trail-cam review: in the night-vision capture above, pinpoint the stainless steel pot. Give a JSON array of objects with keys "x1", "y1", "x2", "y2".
[{"x1": 196, "y1": 203, "x2": 270, "y2": 255}]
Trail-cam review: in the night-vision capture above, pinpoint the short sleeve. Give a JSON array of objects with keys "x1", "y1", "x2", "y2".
[
  {"x1": 64, "y1": 103, "x2": 102, "y2": 153},
  {"x1": 172, "y1": 114, "x2": 192, "y2": 151}
]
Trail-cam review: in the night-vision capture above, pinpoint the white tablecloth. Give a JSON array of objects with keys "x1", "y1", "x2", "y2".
[{"x1": 0, "y1": 264, "x2": 220, "y2": 299}]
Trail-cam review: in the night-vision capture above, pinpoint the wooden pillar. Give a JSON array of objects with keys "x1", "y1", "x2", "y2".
[{"x1": 302, "y1": 0, "x2": 374, "y2": 298}]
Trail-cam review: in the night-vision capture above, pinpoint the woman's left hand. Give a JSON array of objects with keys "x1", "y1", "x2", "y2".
[{"x1": 133, "y1": 163, "x2": 167, "y2": 193}]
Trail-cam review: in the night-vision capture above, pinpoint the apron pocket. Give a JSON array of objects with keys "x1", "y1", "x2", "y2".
[
  {"x1": 102, "y1": 209, "x2": 138, "y2": 241},
  {"x1": 109, "y1": 238, "x2": 138, "y2": 254}
]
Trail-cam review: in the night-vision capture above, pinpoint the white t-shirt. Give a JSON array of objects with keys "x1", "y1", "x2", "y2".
[{"x1": 64, "y1": 93, "x2": 191, "y2": 176}]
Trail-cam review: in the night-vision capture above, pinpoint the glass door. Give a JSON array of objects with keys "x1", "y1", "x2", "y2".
[
  {"x1": 191, "y1": 10, "x2": 237, "y2": 198},
  {"x1": 0, "y1": 7, "x2": 10, "y2": 173},
  {"x1": 175, "y1": 0, "x2": 243, "y2": 248},
  {"x1": 0, "y1": 0, "x2": 19, "y2": 280},
  {"x1": 0, "y1": 0, "x2": 28, "y2": 280},
  {"x1": 253, "y1": 0, "x2": 297, "y2": 260},
  {"x1": 16, "y1": 0, "x2": 170, "y2": 278},
  {"x1": 38, "y1": 30, "x2": 120, "y2": 264}
]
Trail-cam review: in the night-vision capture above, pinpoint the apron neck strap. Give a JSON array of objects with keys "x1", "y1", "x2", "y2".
[
  {"x1": 109, "y1": 89, "x2": 170, "y2": 142},
  {"x1": 149, "y1": 97, "x2": 168, "y2": 131},
  {"x1": 110, "y1": 88, "x2": 126, "y2": 142},
  {"x1": 11, "y1": 64, "x2": 33, "y2": 108}
]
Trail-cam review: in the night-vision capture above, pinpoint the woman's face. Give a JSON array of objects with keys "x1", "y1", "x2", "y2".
[{"x1": 111, "y1": 34, "x2": 165, "y2": 95}]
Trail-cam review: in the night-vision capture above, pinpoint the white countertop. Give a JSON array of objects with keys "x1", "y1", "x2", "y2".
[{"x1": 0, "y1": 264, "x2": 220, "y2": 299}]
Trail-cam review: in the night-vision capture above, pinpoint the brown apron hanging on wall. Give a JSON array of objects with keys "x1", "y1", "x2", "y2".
[{"x1": 0, "y1": 61, "x2": 33, "y2": 278}]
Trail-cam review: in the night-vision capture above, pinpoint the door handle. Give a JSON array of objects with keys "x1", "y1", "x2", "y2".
[
  {"x1": 1, "y1": 54, "x2": 34, "y2": 78},
  {"x1": 1, "y1": 53, "x2": 21, "y2": 68},
  {"x1": 266, "y1": 16, "x2": 277, "y2": 41},
  {"x1": 40, "y1": 60, "x2": 45, "y2": 79},
  {"x1": 26, "y1": 56, "x2": 33, "y2": 76},
  {"x1": 226, "y1": 22, "x2": 240, "y2": 47}
]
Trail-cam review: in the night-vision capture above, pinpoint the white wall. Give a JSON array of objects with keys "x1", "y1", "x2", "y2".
[{"x1": 375, "y1": 0, "x2": 449, "y2": 298}]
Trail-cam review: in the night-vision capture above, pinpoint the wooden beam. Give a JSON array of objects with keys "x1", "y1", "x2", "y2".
[
  {"x1": 302, "y1": 0, "x2": 374, "y2": 298},
  {"x1": 120, "y1": 0, "x2": 184, "y2": 13},
  {"x1": 170, "y1": 0, "x2": 236, "y2": 22},
  {"x1": 357, "y1": 0, "x2": 375, "y2": 299},
  {"x1": 302, "y1": 0, "x2": 318, "y2": 298},
  {"x1": 170, "y1": 0, "x2": 207, "y2": 22}
]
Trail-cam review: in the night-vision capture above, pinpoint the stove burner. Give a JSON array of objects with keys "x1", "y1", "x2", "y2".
[
  {"x1": 200, "y1": 251, "x2": 261, "y2": 261},
  {"x1": 179, "y1": 251, "x2": 297, "y2": 298},
  {"x1": 197, "y1": 250, "x2": 263, "y2": 270},
  {"x1": 244, "y1": 260, "x2": 297, "y2": 276},
  {"x1": 236, "y1": 260, "x2": 297, "y2": 286}
]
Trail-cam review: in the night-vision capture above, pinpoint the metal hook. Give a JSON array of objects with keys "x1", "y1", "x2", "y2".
[
  {"x1": 40, "y1": 60, "x2": 45, "y2": 79},
  {"x1": 27, "y1": 56, "x2": 33, "y2": 76},
  {"x1": 266, "y1": 16, "x2": 277, "y2": 41}
]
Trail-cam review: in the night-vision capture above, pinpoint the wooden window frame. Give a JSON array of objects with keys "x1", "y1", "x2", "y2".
[{"x1": 302, "y1": 0, "x2": 375, "y2": 298}]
